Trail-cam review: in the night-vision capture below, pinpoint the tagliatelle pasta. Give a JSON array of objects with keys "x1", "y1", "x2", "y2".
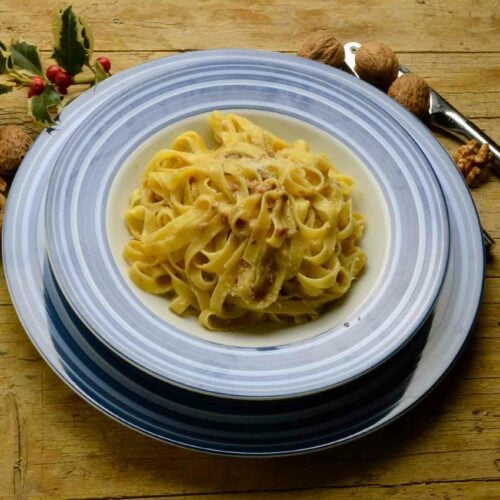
[{"x1": 123, "y1": 112, "x2": 366, "y2": 330}]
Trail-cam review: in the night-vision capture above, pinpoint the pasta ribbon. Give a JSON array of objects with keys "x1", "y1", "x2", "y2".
[{"x1": 123, "y1": 112, "x2": 366, "y2": 330}]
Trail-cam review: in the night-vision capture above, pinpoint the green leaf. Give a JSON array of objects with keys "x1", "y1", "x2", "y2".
[
  {"x1": 52, "y1": 6, "x2": 93, "y2": 75},
  {"x1": 80, "y1": 17, "x2": 94, "y2": 64},
  {"x1": 28, "y1": 84, "x2": 62, "y2": 126},
  {"x1": 10, "y1": 40, "x2": 43, "y2": 76},
  {"x1": 0, "y1": 83, "x2": 13, "y2": 95},
  {"x1": 0, "y1": 41, "x2": 14, "y2": 74},
  {"x1": 94, "y1": 60, "x2": 110, "y2": 83}
]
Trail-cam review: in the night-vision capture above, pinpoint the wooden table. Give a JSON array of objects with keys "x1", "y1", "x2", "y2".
[{"x1": 1, "y1": 1, "x2": 499, "y2": 498}]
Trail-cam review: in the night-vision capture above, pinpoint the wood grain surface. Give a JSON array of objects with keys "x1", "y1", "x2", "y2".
[{"x1": 0, "y1": 1, "x2": 499, "y2": 498}]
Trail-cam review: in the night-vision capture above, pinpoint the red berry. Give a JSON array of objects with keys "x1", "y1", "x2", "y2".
[
  {"x1": 31, "y1": 76, "x2": 44, "y2": 87},
  {"x1": 28, "y1": 76, "x2": 45, "y2": 97},
  {"x1": 46, "y1": 64, "x2": 62, "y2": 83},
  {"x1": 54, "y1": 71, "x2": 73, "y2": 89},
  {"x1": 96, "y1": 56, "x2": 111, "y2": 73},
  {"x1": 56, "y1": 84, "x2": 68, "y2": 95}
]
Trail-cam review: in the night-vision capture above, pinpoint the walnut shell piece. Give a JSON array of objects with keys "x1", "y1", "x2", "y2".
[
  {"x1": 297, "y1": 32, "x2": 345, "y2": 68},
  {"x1": 387, "y1": 73, "x2": 431, "y2": 119},
  {"x1": 355, "y1": 42, "x2": 399, "y2": 91},
  {"x1": 453, "y1": 139, "x2": 493, "y2": 188},
  {"x1": 0, "y1": 125, "x2": 32, "y2": 176}
]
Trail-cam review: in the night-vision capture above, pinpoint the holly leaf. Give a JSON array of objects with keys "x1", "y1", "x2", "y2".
[
  {"x1": 94, "y1": 60, "x2": 110, "y2": 83},
  {"x1": 10, "y1": 40, "x2": 43, "y2": 76},
  {"x1": 28, "y1": 84, "x2": 62, "y2": 126},
  {"x1": 52, "y1": 6, "x2": 93, "y2": 75},
  {"x1": 0, "y1": 84, "x2": 13, "y2": 95},
  {"x1": 0, "y1": 41, "x2": 14, "y2": 74},
  {"x1": 80, "y1": 16, "x2": 94, "y2": 63}
]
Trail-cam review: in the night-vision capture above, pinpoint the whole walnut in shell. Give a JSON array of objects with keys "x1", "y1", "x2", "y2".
[
  {"x1": 0, "y1": 125, "x2": 32, "y2": 176},
  {"x1": 355, "y1": 42, "x2": 399, "y2": 90},
  {"x1": 388, "y1": 73, "x2": 430, "y2": 119},
  {"x1": 298, "y1": 32, "x2": 345, "y2": 68}
]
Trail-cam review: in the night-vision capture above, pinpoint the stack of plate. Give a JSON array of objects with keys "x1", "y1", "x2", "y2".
[{"x1": 3, "y1": 50, "x2": 484, "y2": 456}]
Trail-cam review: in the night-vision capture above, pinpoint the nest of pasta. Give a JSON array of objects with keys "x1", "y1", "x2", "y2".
[{"x1": 124, "y1": 112, "x2": 366, "y2": 330}]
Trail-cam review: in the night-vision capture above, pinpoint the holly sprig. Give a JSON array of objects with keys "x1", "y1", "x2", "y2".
[{"x1": 0, "y1": 6, "x2": 112, "y2": 126}]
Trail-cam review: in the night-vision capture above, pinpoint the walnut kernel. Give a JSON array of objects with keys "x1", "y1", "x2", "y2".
[
  {"x1": 298, "y1": 32, "x2": 345, "y2": 68},
  {"x1": 453, "y1": 140, "x2": 493, "y2": 188}
]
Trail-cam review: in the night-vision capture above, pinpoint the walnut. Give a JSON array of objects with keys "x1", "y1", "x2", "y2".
[
  {"x1": 0, "y1": 125, "x2": 32, "y2": 176},
  {"x1": 453, "y1": 139, "x2": 493, "y2": 188},
  {"x1": 297, "y1": 32, "x2": 345, "y2": 68},
  {"x1": 387, "y1": 73, "x2": 430, "y2": 119},
  {"x1": 355, "y1": 42, "x2": 399, "y2": 90}
]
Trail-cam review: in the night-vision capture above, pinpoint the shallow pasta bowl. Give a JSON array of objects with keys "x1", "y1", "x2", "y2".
[{"x1": 43, "y1": 49, "x2": 449, "y2": 399}]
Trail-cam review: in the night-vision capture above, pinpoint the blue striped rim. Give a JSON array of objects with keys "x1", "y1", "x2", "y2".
[
  {"x1": 2, "y1": 50, "x2": 484, "y2": 455},
  {"x1": 44, "y1": 50, "x2": 449, "y2": 398}
]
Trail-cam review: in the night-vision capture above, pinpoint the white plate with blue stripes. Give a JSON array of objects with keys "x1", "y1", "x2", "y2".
[
  {"x1": 3, "y1": 50, "x2": 483, "y2": 454},
  {"x1": 42, "y1": 50, "x2": 450, "y2": 399}
]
